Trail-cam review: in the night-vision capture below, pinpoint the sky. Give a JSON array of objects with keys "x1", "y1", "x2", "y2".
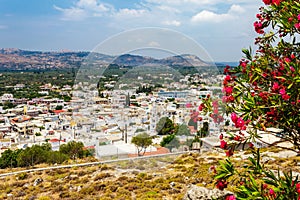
[{"x1": 0, "y1": 0, "x2": 264, "y2": 61}]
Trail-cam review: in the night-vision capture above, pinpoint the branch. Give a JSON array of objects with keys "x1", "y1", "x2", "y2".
[{"x1": 256, "y1": 137, "x2": 297, "y2": 153}]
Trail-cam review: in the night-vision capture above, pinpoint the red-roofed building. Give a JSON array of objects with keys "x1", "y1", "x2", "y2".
[
  {"x1": 48, "y1": 138, "x2": 66, "y2": 151},
  {"x1": 128, "y1": 147, "x2": 170, "y2": 158},
  {"x1": 53, "y1": 110, "x2": 66, "y2": 114}
]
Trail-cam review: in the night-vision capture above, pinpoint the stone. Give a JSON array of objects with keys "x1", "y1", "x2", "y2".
[
  {"x1": 183, "y1": 185, "x2": 234, "y2": 200},
  {"x1": 169, "y1": 182, "x2": 175, "y2": 187},
  {"x1": 69, "y1": 174, "x2": 79, "y2": 180},
  {"x1": 7, "y1": 193, "x2": 13, "y2": 198},
  {"x1": 16, "y1": 190, "x2": 26, "y2": 197},
  {"x1": 77, "y1": 185, "x2": 82, "y2": 192},
  {"x1": 33, "y1": 178, "x2": 43, "y2": 186},
  {"x1": 28, "y1": 196, "x2": 37, "y2": 200},
  {"x1": 261, "y1": 156, "x2": 275, "y2": 164}
]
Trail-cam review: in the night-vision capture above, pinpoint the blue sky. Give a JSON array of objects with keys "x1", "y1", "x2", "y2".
[{"x1": 0, "y1": 0, "x2": 263, "y2": 61}]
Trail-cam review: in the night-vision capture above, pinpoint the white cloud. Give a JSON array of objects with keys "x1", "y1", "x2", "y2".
[
  {"x1": 191, "y1": 4, "x2": 245, "y2": 23},
  {"x1": 115, "y1": 8, "x2": 147, "y2": 18},
  {"x1": 191, "y1": 10, "x2": 232, "y2": 23},
  {"x1": 146, "y1": 0, "x2": 219, "y2": 6},
  {"x1": 157, "y1": 5, "x2": 181, "y2": 13},
  {"x1": 162, "y1": 20, "x2": 181, "y2": 26},
  {"x1": 144, "y1": 0, "x2": 253, "y2": 7},
  {"x1": 76, "y1": 0, "x2": 110, "y2": 12},
  {"x1": 229, "y1": 4, "x2": 245, "y2": 14},
  {"x1": 54, "y1": 0, "x2": 111, "y2": 21},
  {"x1": 54, "y1": 5, "x2": 87, "y2": 21}
]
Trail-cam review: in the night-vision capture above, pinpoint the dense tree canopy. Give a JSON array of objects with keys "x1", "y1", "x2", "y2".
[
  {"x1": 160, "y1": 134, "x2": 180, "y2": 151},
  {"x1": 155, "y1": 117, "x2": 175, "y2": 135},
  {"x1": 175, "y1": 124, "x2": 191, "y2": 136},
  {"x1": 59, "y1": 141, "x2": 85, "y2": 160}
]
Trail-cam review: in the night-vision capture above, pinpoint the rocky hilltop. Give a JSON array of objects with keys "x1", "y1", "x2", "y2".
[{"x1": 0, "y1": 48, "x2": 211, "y2": 71}]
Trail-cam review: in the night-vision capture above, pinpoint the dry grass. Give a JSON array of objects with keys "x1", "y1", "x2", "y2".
[{"x1": 0, "y1": 149, "x2": 299, "y2": 199}]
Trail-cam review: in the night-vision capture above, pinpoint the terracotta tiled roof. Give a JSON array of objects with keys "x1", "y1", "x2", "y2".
[
  {"x1": 49, "y1": 138, "x2": 64, "y2": 143},
  {"x1": 53, "y1": 110, "x2": 65, "y2": 114},
  {"x1": 128, "y1": 147, "x2": 170, "y2": 158}
]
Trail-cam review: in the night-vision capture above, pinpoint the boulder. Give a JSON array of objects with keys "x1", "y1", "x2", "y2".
[
  {"x1": 33, "y1": 178, "x2": 43, "y2": 186},
  {"x1": 183, "y1": 185, "x2": 234, "y2": 200}
]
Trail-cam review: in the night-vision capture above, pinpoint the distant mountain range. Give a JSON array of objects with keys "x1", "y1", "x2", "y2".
[{"x1": 0, "y1": 48, "x2": 237, "y2": 71}]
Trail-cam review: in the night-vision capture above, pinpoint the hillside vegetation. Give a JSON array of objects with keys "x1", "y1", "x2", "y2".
[{"x1": 0, "y1": 147, "x2": 299, "y2": 200}]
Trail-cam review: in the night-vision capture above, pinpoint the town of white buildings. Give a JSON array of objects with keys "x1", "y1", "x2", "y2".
[{"x1": 0, "y1": 72, "x2": 228, "y2": 159}]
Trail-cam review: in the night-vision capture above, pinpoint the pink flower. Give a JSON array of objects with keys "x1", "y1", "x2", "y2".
[
  {"x1": 240, "y1": 61, "x2": 247, "y2": 68},
  {"x1": 225, "y1": 75, "x2": 231, "y2": 82},
  {"x1": 285, "y1": 57, "x2": 291, "y2": 63},
  {"x1": 298, "y1": 14, "x2": 300, "y2": 21},
  {"x1": 296, "y1": 183, "x2": 300, "y2": 192},
  {"x1": 208, "y1": 165, "x2": 216, "y2": 174},
  {"x1": 231, "y1": 113, "x2": 238, "y2": 123},
  {"x1": 224, "y1": 65, "x2": 230, "y2": 74},
  {"x1": 236, "y1": 117, "x2": 245, "y2": 128},
  {"x1": 225, "y1": 150, "x2": 234, "y2": 157},
  {"x1": 226, "y1": 195, "x2": 236, "y2": 200},
  {"x1": 272, "y1": 82, "x2": 280, "y2": 91},
  {"x1": 290, "y1": 66, "x2": 295, "y2": 72},
  {"x1": 282, "y1": 94, "x2": 290, "y2": 100},
  {"x1": 219, "y1": 134, "x2": 223, "y2": 140},
  {"x1": 224, "y1": 87, "x2": 233, "y2": 95},
  {"x1": 228, "y1": 95, "x2": 234, "y2": 102},
  {"x1": 272, "y1": 0, "x2": 280, "y2": 5},
  {"x1": 279, "y1": 88, "x2": 286, "y2": 95},
  {"x1": 295, "y1": 23, "x2": 300, "y2": 29},
  {"x1": 198, "y1": 105, "x2": 203, "y2": 111},
  {"x1": 256, "y1": 14, "x2": 261, "y2": 19},
  {"x1": 216, "y1": 179, "x2": 228, "y2": 190},
  {"x1": 263, "y1": 0, "x2": 272, "y2": 5},
  {"x1": 262, "y1": 72, "x2": 268, "y2": 78},
  {"x1": 254, "y1": 21, "x2": 264, "y2": 34},
  {"x1": 291, "y1": 54, "x2": 296, "y2": 59},
  {"x1": 269, "y1": 188, "x2": 276, "y2": 197},
  {"x1": 220, "y1": 140, "x2": 227, "y2": 149},
  {"x1": 234, "y1": 135, "x2": 241, "y2": 141}
]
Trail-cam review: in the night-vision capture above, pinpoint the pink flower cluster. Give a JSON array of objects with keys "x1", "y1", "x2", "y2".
[
  {"x1": 231, "y1": 113, "x2": 247, "y2": 130},
  {"x1": 216, "y1": 179, "x2": 228, "y2": 190},
  {"x1": 263, "y1": 0, "x2": 280, "y2": 5},
  {"x1": 279, "y1": 88, "x2": 290, "y2": 101},
  {"x1": 271, "y1": 82, "x2": 290, "y2": 101},
  {"x1": 222, "y1": 67, "x2": 236, "y2": 103},
  {"x1": 254, "y1": 21, "x2": 264, "y2": 34}
]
